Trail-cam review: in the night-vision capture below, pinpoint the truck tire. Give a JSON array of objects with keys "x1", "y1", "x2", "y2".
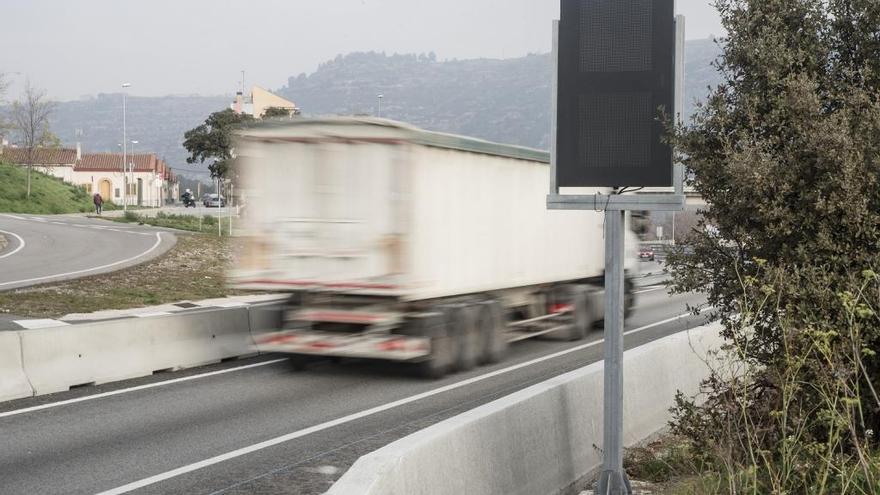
[
  {"x1": 477, "y1": 301, "x2": 508, "y2": 364},
  {"x1": 624, "y1": 278, "x2": 635, "y2": 320},
  {"x1": 444, "y1": 305, "x2": 479, "y2": 372},
  {"x1": 566, "y1": 287, "x2": 593, "y2": 341},
  {"x1": 288, "y1": 354, "x2": 312, "y2": 371},
  {"x1": 403, "y1": 314, "x2": 453, "y2": 379}
]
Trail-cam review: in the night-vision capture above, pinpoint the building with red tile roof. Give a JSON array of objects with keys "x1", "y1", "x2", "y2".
[{"x1": 0, "y1": 144, "x2": 178, "y2": 207}]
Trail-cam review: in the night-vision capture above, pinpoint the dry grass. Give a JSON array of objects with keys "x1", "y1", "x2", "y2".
[{"x1": 0, "y1": 234, "x2": 252, "y2": 318}]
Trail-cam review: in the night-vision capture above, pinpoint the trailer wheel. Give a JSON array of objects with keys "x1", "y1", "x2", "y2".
[
  {"x1": 624, "y1": 278, "x2": 635, "y2": 320},
  {"x1": 567, "y1": 287, "x2": 592, "y2": 341},
  {"x1": 406, "y1": 314, "x2": 453, "y2": 379},
  {"x1": 288, "y1": 354, "x2": 312, "y2": 371},
  {"x1": 478, "y1": 301, "x2": 508, "y2": 364},
  {"x1": 444, "y1": 305, "x2": 479, "y2": 372}
]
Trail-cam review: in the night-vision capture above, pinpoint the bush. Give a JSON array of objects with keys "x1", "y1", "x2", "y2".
[
  {"x1": 123, "y1": 210, "x2": 140, "y2": 222},
  {"x1": 666, "y1": 1, "x2": 880, "y2": 493}
]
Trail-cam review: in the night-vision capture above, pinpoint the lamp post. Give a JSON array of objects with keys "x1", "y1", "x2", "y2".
[
  {"x1": 131, "y1": 140, "x2": 140, "y2": 207},
  {"x1": 377, "y1": 94, "x2": 384, "y2": 118},
  {"x1": 121, "y1": 83, "x2": 131, "y2": 211}
]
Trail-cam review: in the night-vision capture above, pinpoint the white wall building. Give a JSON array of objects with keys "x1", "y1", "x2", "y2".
[{"x1": 0, "y1": 145, "x2": 178, "y2": 207}]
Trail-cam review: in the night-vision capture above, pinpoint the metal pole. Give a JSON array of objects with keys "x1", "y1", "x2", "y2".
[
  {"x1": 217, "y1": 177, "x2": 222, "y2": 237},
  {"x1": 549, "y1": 20, "x2": 559, "y2": 195},
  {"x1": 122, "y1": 91, "x2": 127, "y2": 211},
  {"x1": 377, "y1": 94, "x2": 383, "y2": 118},
  {"x1": 595, "y1": 209, "x2": 631, "y2": 495}
]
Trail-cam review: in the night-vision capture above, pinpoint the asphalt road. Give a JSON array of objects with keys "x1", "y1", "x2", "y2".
[
  {"x1": 0, "y1": 286, "x2": 708, "y2": 495},
  {"x1": 0, "y1": 214, "x2": 177, "y2": 291}
]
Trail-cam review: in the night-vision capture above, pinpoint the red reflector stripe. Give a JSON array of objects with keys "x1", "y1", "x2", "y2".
[
  {"x1": 377, "y1": 339, "x2": 407, "y2": 351},
  {"x1": 549, "y1": 304, "x2": 573, "y2": 314}
]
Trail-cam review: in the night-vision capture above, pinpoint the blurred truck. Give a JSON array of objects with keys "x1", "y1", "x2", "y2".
[{"x1": 231, "y1": 118, "x2": 637, "y2": 377}]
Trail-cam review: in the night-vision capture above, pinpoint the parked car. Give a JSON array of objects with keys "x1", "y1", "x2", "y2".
[
  {"x1": 638, "y1": 247, "x2": 655, "y2": 261},
  {"x1": 204, "y1": 194, "x2": 226, "y2": 208}
]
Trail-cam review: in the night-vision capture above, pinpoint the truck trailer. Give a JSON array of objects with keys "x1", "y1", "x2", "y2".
[{"x1": 231, "y1": 118, "x2": 638, "y2": 377}]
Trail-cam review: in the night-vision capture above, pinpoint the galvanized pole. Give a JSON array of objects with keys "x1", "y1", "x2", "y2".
[{"x1": 595, "y1": 209, "x2": 631, "y2": 495}]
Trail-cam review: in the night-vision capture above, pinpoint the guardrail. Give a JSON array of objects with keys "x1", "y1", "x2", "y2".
[
  {"x1": 0, "y1": 299, "x2": 287, "y2": 401},
  {"x1": 327, "y1": 321, "x2": 723, "y2": 495}
]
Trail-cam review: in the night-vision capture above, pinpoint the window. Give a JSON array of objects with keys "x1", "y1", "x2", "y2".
[{"x1": 115, "y1": 188, "x2": 120, "y2": 198}]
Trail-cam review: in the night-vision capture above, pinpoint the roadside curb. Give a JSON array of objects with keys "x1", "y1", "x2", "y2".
[
  {"x1": 0, "y1": 297, "x2": 288, "y2": 401},
  {"x1": 327, "y1": 322, "x2": 723, "y2": 495}
]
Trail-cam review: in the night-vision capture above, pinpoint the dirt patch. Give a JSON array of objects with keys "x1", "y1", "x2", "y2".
[{"x1": 0, "y1": 234, "x2": 254, "y2": 318}]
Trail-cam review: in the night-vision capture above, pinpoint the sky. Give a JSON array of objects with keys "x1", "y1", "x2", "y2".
[{"x1": 0, "y1": 0, "x2": 724, "y2": 102}]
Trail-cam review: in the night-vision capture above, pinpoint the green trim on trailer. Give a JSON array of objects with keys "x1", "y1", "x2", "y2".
[{"x1": 237, "y1": 117, "x2": 551, "y2": 164}]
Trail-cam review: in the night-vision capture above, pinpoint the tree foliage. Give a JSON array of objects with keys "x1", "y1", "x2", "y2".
[
  {"x1": 668, "y1": 0, "x2": 880, "y2": 491},
  {"x1": 11, "y1": 80, "x2": 56, "y2": 199},
  {"x1": 182, "y1": 109, "x2": 253, "y2": 179},
  {"x1": 261, "y1": 106, "x2": 298, "y2": 119}
]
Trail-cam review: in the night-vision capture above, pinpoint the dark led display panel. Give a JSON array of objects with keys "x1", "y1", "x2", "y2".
[{"x1": 556, "y1": 0, "x2": 675, "y2": 187}]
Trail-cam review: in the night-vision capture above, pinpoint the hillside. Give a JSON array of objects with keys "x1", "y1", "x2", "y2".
[
  {"x1": 0, "y1": 161, "x2": 98, "y2": 214},
  {"x1": 42, "y1": 39, "x2": 722, "y2": 177}
]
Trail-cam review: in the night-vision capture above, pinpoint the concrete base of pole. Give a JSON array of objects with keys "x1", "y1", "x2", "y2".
[{"x1": 595, "y1": 470, "x2": 632, "y2": 495}]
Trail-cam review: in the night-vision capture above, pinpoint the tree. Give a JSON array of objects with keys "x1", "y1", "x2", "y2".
[
  {"x1": 11, "y1": 81, "x2": 56, "y2": 199},
  {"x1": 666, "y1": 0, "x2": 880, "y2": 491},
  {"x1": 182, "y1": 109, "x2": 253, "y2": 179},
  {"x1": 261, "y1": 106, "x2": 297, "y2": 119}
]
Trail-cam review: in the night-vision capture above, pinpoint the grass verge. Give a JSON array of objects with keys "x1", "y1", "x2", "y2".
[
  {"x1": 106, "y1": 211, "x2": 232, "y2": 234},
  {"x1": 0, "y1": 160, "x2": 119, "y2": 214},
  {"x1": 0, "y1": 234, "x2": 251, "y2": 318}
]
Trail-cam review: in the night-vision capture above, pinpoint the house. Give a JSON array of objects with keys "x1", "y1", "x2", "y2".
[
  {"x1": 0, "y1": 144, "x2": 178, "y2": 207},
  {"x1": 231, "y1": 86, "x2": 300, "y2": 118},
  {"x1": 76, "y1": 153, "x2": 173, "y2": 207},
  {"x1": 0, "y1": 145, "x2": 81, "y2": 182}
]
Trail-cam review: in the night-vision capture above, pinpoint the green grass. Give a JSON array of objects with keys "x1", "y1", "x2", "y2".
[
  {"x1": 0, "y1": 160, "x2": 119, "y2": 214},
  {"x1": 0, "y1": 235, "x2": 250, "y2": 318},
  {"x1": 107, "y1": 211, "x2": 232, "y2": 234}
]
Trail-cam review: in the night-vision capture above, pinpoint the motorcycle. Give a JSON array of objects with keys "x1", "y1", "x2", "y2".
[{"x1": 183, "y1": 196, "x2": 196, "y2": 208}]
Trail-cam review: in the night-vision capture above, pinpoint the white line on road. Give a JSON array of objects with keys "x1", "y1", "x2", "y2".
[
  {"x1": 0, "y1": 228, "x2": 26, "y2": 260},
  {"x1": 0, "y1": 358, "x2": 289, "y2": 420},
  {"x1": 0, "y1": 232, "x2": 165, "y2": 288},
  {"x1": 96, "y1": 308, "x2": 713, "y2": 495}
]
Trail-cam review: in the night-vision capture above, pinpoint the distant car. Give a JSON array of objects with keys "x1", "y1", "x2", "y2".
[
  {"x1": 204, "y1": 194, "x2": 226, "y2": 208},
  {"x1": 638, "y1": 247, "x2": 655, "y2": 262}
]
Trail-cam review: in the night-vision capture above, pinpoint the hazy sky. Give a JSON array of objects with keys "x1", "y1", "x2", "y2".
[{"x1": 1, "y1": 0, "x2": 724, "y2": 102}]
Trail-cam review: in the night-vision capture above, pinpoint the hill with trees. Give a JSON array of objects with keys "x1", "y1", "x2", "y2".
[{"x1": 41, "y1": 39, "x2": 722, "y2": 178}]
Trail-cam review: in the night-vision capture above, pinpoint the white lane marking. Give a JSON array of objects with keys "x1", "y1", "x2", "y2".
[
  {"x1": 635, "y1": 286, "x2": 667, "y2": 294},
  {"x1": 0, "y1": 232, "x2": 165, "y2": 288},
  {"x1": 96, "y1": 308, "x2": 713, "y2": 495},
  {"x1": 0, "y1": 229, "x2": 26, "y2": 260},
  {"x1": 12, "y1": 319, "x2": 71, "y2": 329},
  {"x1": 0, "y1": 358, "x2": 289, "y2": 420}
]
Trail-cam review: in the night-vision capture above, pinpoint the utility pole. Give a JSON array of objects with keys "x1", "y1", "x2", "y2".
[{"x1": 121, "y1": 83, "x2": 131, "y2": 211}]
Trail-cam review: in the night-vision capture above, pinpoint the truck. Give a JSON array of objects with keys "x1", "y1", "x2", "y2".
[{"x1": 231, "y1": 118, "x2": 638, "y2": 378}]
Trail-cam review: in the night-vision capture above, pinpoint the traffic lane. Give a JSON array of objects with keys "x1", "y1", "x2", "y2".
[
  {"x1": 138, "y1": 304, "x2": 714, "y2": 495},
  {"x1": 0, "y1": 214, "x2": 176, "y2": 290},
  {"x1": 0, "y1": 289, "x2": 707, "y2": 495}
]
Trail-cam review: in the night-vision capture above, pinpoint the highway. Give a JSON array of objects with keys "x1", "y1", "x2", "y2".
[
  {"x1": 0, "y1": 281, "x2": 707, "y2": 495},
  {"x1": 0, "y1": 214, "x2": 176, "y2": 291}
]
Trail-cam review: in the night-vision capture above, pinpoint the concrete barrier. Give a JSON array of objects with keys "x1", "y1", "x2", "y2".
[
  {"x1": 0, "y1": 331, "x2": 34, "y2": 401},
  {"x1": 19, "y1": 307, "x2": 256, "y2": 395},
  {"x1": 327, "y1": 322, "x2": 724, "y2": 495}
]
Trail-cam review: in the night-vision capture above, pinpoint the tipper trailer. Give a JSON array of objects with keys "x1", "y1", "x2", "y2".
[{"x1": 231, "y1": 118, "x2": 638, "y2": 377}]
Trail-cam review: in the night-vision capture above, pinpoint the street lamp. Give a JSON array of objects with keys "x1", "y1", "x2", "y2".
[
  {"x1": 377, "y1": 94, "x2": 384, "y2": 118},
  {"x1": 130, "y1": 140, "x2": 138, "y2": 207},
  {"x1": 121, "y1": 82, "x2": 131, "y2": 211}
]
